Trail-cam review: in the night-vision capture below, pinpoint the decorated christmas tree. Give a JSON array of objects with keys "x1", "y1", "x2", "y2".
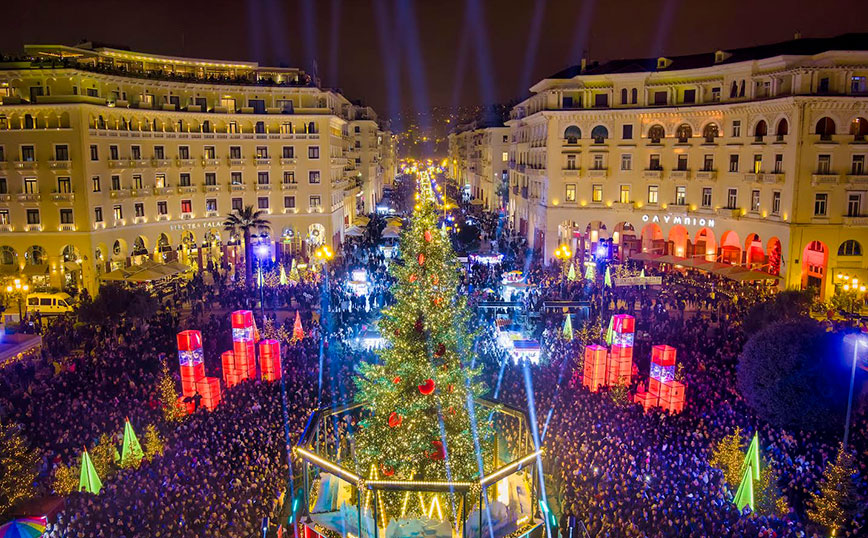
[
  {"x1": 562, "y1": 313, "x2": 573, "y2": 340},
  {"x1": 354, "y1": 189, "x2": 492, "y2": 507},
  {"x1": 604, "y1": 266, "x2": 613, "y2": 288},
  {"x1": 567, "y1": 263, "x2": 576, "y2": 282},
  {"x1": 78, "y1": 448, "x2": 103, "y2": 495},
  {"x1": 292, "y1": 310, "x2": 305, "y2": 341},
  {"x1": 279, "y1": 264, "x2": 288, "y2": 286},
  {"x1": 807, "y1": 443, "x2": 858, "y2": 535},
  {"x1": 120, "y1": 419, "x2": 144, "y2": 469},
  {"x1": 584, "y1": 263, "x2": 595, "y2": 281}
]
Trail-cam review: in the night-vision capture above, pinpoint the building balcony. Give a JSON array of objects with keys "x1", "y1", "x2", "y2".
[
  {"x1": 152, "y1": 158, "x2": 172, "y2": 168},
  {"x1": 0, "y1": 224, "x2": 12, "y2": 232},
  {"x1": 131, "y1": 159, "x2": 150, "y2": 168},
  {"x1": 228, "y1": 158, "x2": 245, "y2": 166},
  {"x1": 282, "y1": 183, "x2": 299, "y2": 191},
  {"x1": 280, "y1": 158, "x2": 298, "y2": 165},
  {"x1": 58, "y1": 224, "x2": 76, "y2": 232},
  {"x1": 177, "y1": 185, "x2": 197, "y2": 194},
  {"x1": 844, "y1": 174, "x2": 868, "y2": 186},
  {"x1": 17, "y1": 193, "x2": 41, "y2": 202},
  {"x1": 587, "y1": 168, "x2": 608, "y2": 178},
  {"x1": 14, "y1": 161, "x2": 38, "y2": 170},
  {"x1": 108, "y1": 159, "x2": 131, "y2": 169},
  {"x1": 202, "y1": 158, "x2": 221, "y2": 167},
  {"x1": 176, "y1": 158, "x2": 197, "y2": 167},
  {"x1": 154, "y1": 187, "x2": 175, "y2": 195},
  {"x1": 562, "y1": 168, "x2": 580, "y2": 177},
  {"x1": 132, "y1": 188, "x2": 152, "y2": 197},
  {"x1": 48, "y1": 160, "x2": 72, "y2": 170},
  {"x1": 230, "y1": 184, "x2": 247, "y2": 192},
  {"x1": 255, "y1": 183, "x2": 271, "y2": 191},
  {"x1": 762, "y1": 172, "x2": 785, "y2": 184},
  {"x1": 50, "y1": 192, "x2": 74, "y2": 202},
  {"x1": 642, "y1": 169, "x2": 663, "y2": 179},
  {"x1": 110, "y1": 189, "x2": 131, "y2": 198},
  {"x1": 254, "y1": 158, "x2": 272, "y2": 166},
  {"x1": 811, "y1": 173, "x2": 840, "y2": 186},
  {"x1": 0, "y1": 194, "x2": 11, "y2": 202},
  {"x1": 843, "y1": 215, "x2": 868, "y2": 226},
  {"x1": 669, "y1": 170, "x2": 689, "y2": 180},
  {"x1": 695, "y1": 170, "x2": 717, "y2": 181},
  {"x1": 23, "y1": 224, "x2": 42, "y2": 232},
  {"x1": 717, "y1": 207, "x2": 741, "y2": 218},
  {"x1": 203, "y1": 184, "x2": 222, "y2": 193}
]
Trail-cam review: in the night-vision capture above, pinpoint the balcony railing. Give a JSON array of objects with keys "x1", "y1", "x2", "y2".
[
  {"x1": 17, "y1": 193, "x2": 41, "y2": 202},
  {"x1": 152, "y1": 158, "x2": 172, "y2": 168},
  {"x1": 280, "y1": 157, "x2": 297, "y2": 165},
  {"x1": 203, "y1": 184, "x2": 222, "y2": 192},
  {"x1": 50, "y1": 192, "x2": 75, "y2": 202},
  {"x1": 669, "y1": 170, "x2": 689, "y2": 180},
  {"x1": 110, "y1": 189, "x2": 131, "y2": 198},
  {"x1": 642, "y1": 169, "x2": 663, "y2": 179},
  {"x1": 177, "y1": 185, "x2": 197, "y2": 194},
  {"x1": 810, "y1": 174, "x2": 840, "y2": 186},
  {"x1": 202, "y1": 158, "x2": 221, "y2": 167},
  {"x1": 176, "y1": 158, "x2": 197, "y2": 167},
  {"x1": 230, "y1": 184, "x2": 247, "y2": 192},
  {"x1": 14, "y1": 161, "x2": 38, "y2": 170},
  {"x1": 695, "y1": 170, "x2": 717, "y2": 181},
  {"x1": 49, "y1": 160, "x2": 72, "y2": 170},
  {"x1": 282, "y1": 183, "x2": 299, "y2": 191},
  {"x1": 255, "y1": 183, "x2": 271, "y2": 191},
  {"x1": 587, "y1": 168, "x2": 608, "y2": 178},
  {"x1": 254, "y1": 158, "x2": 272, "y2": 166}
]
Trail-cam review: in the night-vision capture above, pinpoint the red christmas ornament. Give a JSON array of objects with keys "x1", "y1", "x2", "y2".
[
  {"x1": 418, "y1": 253, "x2": 425, "y2": 266},
  {"x1": 393, "y1": 376, "x2": 402, "y2": 384},
  {"x1": 435, "y1": 343, "x2": 446, "y2": 357},
  {"x1": 388, "y1": 412, "x2": 403, "y2": 428},
  {"x1": 409, "y1": 273, "x2": 418, "y2": 283},
  {"x1": 381, "y1": 464, "x2": 395, "y2": 476},
  {"x1": 429, "y1": 440, "x2": 446, "y2": 460},
  {"x1": 433, "y1": 296, "x2": 444, "y2": 306},
  {"x1": 431, "y1": 275, "x2": 440, "y2": 286},
  {"x1": 447, "y1": 383, "x2": 454, "y2": 393},
  {"x1": 424, "y1": 230, "x2": 433, "y2": 242},
  {"x1": 448, "y1": 406, "x2": 456, "y2": 416},
  {"x1": 418, "y1": 378, "x2": 435, "y2": 395}
]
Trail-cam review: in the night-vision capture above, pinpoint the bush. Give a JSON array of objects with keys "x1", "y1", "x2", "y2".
[
  {"x1": 743, "y1": 289, "x2": 814, "y2": 334},
  {"x1": 77, "y1": 283, "x2": 158, "y2": 326},
  {"x1": 737, "y1": 321, "x2": 850, "y2": 431}
]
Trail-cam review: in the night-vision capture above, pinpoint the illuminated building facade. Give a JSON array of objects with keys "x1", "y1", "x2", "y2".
[
  {"x1": 453, "y1": 34, "x2": 868, "y2": 299},
  {"x1": 0, "y1": 42, "x2": 394, "y2": 292},
  {"x1": 448, "y1": 124, "x2": 510, "y2": 211}
]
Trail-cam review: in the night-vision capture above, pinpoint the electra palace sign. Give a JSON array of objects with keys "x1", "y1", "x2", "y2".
[{"x1": 641, "y1": 214, "x2": 715, "y2": 228}]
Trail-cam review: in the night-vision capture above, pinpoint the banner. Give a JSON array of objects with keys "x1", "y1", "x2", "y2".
[{"x1": 614, "y1": 276, "x2": 662, "y2": 287}]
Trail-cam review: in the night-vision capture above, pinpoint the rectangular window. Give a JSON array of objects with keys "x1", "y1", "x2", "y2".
[
  {"x1": 231, "y1": 198, "x2": 242, "y2": 211},
  {"x1": 258, "y1": 172, "x2": 269, "y2": 185},
  {"x1": 52, "y1": 145, "x2": 68, "y2": 161},
  {"x1": 592, "y1": 154, "x2": 604, "y2": 170},
  {"x1": 751, "y1": 189, "x2": 760, "y2": 212},
  {"x1": 0, "y1": 178, "x2": 6, "y2": 194},
  {"x1": 647, "y1": 185, "x2": 658, "y2": 204},
  {"x1": 772, "y1": 191, "x2": 781, "y2": 215},
  {"x1": 26, "y1": 209, "x2": 40, "y2": 226},
  {"x1": 677, "y1": 154, "x2": 688, "y2": 171},
  {"x1": 814, "y1": 193, "x2": 828, "y2": 216},
  {"x1": 283, "y1": 171, "x2": 296, "y2": 184},
  {"x1": 565, "y1": 184, "x2": 576, "y2": 202},
  {"x1": 703, "y1": 155, "x2": 714, "y2": 171},
  {"x1": 702, "y1": 187, "x2": 713, "y2": 208},
  {"x1": 179, "y1": 146, "x2": 190, "y2": 159},
  {"x1": 133, "y1": 175, "x2": 143, "y2": 189},
  {"x1": 204, "y1": 146, "x2": 216, "y2": 159},
  {"x1": 853, "y1": 155, "x2": 866, "y2": 175},
  {"x1": 817, "y1": 154, "x2": 831, "y2": 174},
  {"x1": 309, "y1": 171, "x2": 321, "y2": 184},
  {"x1": 157, "y1": 201, "x2": 168, "y2": 215},
  {"x1": 205, "y1": 199, "x2": 217, "y2": 212},
  {"x1": 682, "y1": 89, "x2": 696, "y2": 104},
  {"x1": 107, "y1": 145, "x2": 118, "y2": 160},
  {"x1": 675, "y1": 185, "x2": 686, "y2": 205},
  {"x1": 256, "y1": 146, "x2": 268, "y2": 158},
  {"x1": 649, "y1": 154, "x2": 661, "y2": 170},
  {"x1": 59, "y1": 208, "x2": 73, "y2": 224},
  {"x1": 280, "y1": 122, "x2": 293, "y2": 134},
  {"x1": 94, "y1": 207, "x2": 103, "y2": 222},
  {"x1": 621, "y1": 154, "x2": 632, "y2": 171},
  {"x1": 774, "y1": 154, "x2": 783, "y2": 174},
  {"x1": 131, "y1": 145, "x2": 141, "y2": 160},
  {"x1": 753, "y1": 154, "x2": 763, "y2": 173},
  {"x1": 205, "y1": 173, "x2": 217, "y2": 186},
  {"x1": 181, "y1": 200, "x2": 192, "y2": 213},
  {"x1": 851, "y1": 76, "x2": 868, "y2": 94},
  {"x1": 502, "y1": 151, "x2": 509, "y2": 161},
  {"x1": 231, "y1": 172, "x2": 243, "y2": 185},
  {"x1": 711, "y1": 87, "x2": 721, "y2": 102},
  {"x1": 154, "y1": 146, "x2": 165, "y2": 159},
  {"x1": 113, "y1": 205, "x2": 123, "y2": 221},
  {"x1": 90, "y1": 144, "x2": 99, "y2": 161},
  {"x1": 23, "y1": 177, "x2": 37, "y2": 194},
  {"x1": 309, "y1": 195, "x2": 322, "y2": 209},
  {"x1": 155, "y1": 174, "x2": 166, "y2": 188},
  {"x1": 283, "y1": 146, "x2": 295, "y2": 158},
  {"x1": 732, "y1": 120, "x2": 741, "y2": 138},
  {"x1": 111, "y1": 175, "x2": 121, "y2": 191},
  {"x1": 258, "y1": 197, "x2": 269, "y2": 209},
  {"x1": 229, "y1": 146, "x2": 242, "y2": 159},
  {"x1": 228, "y1": 121, "x2": 238, "y2": 133},
  {"x1": 309, "y1": 146, "x2": 320, "y2": 159},
  {"x1": 594, "y1": 93, "x2": 608, "y2": 107},
  {"x1": 0, "y1": 209, "x2": 8, "y2": 225},
  {"x1": 653, "y1": 91, "x2": 667, "y2": 105},
  {"x1": 284, "y1": 196, "x2": 296, "y2": 209},
  {"x1": 566, "y1": 155, "x2": 577, "y2": 170},
  {"x1": 57, "y1": 176, "x2": 71, "y2": 193},
  {"x1": 134, "y1": 203, "x2": 145, "y2": 217},
  {"x1": 622, "y1": 124, "x2": 633, "y2": 140},
  {"x1": 847, "y1": 192, "x2": 863, "y2": 217},
  {"x1": 179, "y1": 173, "x2": 191, "y2": 187},
  {"x1": 729, "y1": 154, "x2": 739, "y2": 172},
  {"x1": 592, "y1": 184, "x2": 603, "y2": 203},
  {"x1": 619, "y1": 185, "x2": 630, "y2": 203},
  {"x1": 21, "y1": 145, "x2": 35, "y2": 161},
  {"x1": 727, "y1": 188, "x2": 738, "y2": 209},
  {"x1": 92, "y1": 176, "x2": 101, "y2": 192}
]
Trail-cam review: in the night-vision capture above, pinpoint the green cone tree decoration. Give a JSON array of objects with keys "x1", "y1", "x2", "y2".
[
  {"x1": 78, "y1": 448, "x2": 103, "y2": 495},
  {"x1": 562, "y1": 314, "x2": 573, "y2": 340},
  {"x1": 121, "y1": 419, "x2": 144, "y2": 469}
]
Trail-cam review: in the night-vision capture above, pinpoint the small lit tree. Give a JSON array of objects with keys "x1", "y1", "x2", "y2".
[
  {"x1": 0, "y1": 421, "x2": 39, "y2": 516},
  {"x1": 51, "y1": 460, "x2": 79, "y2": 496},
  {"x1": 158, "y1": 362, "x2": 186, "y2": 423},
  {"x1": 143, "y1": 424, "x2": 165, "y2": 462},
  {"x1": 807, "y1": 443, "x2": 859, "y2": 535},
  {"x1": 710, "y1": 427, "x2": 745, "y2": 487}
]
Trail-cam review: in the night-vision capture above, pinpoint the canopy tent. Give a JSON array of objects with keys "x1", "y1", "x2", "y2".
[
  {"x1": 100, "y1": 261, "x2": 191, "y2": 283},
  {"x1": 21, "y1": 264, "x2": 49, "y2": 276},
  {"x1": 469, "y1": 199, "x2": 485, "y2": 206},
  {"x1": 345, "y1": 226, "x2": 365, "y2": 237},
  {"x1": 381, "y1": 227, "x2": 401, "y2": 239},
  {"x1": 354, "y1": 216, "x2": 371, "y2": 226},
  {"x1": 629, "y1": 252, "x2": 662, "y2": 261},
  {"x1": 385, "y1": 217, "x2": 403, "y2": 227},
  {"x1": 727, "y1": 269, "x2": 782, "y2": 281}
]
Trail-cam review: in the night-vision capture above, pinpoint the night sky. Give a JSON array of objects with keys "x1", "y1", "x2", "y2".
[{"x1": 2, "y1": 0, "x2": 866, "y2": 120}]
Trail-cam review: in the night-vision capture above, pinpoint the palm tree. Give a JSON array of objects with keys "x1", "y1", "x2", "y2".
[{"x1": 223, "y1": 206, "x2": 271, "y2": 286}]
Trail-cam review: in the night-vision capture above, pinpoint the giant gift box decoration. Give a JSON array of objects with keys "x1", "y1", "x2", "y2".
[
  {"x1": 259, "y1": 339, "x2": 282, "y2": 382},
  {"x1": 582, "y1": 344, "x2": 608, "y2": 392},
  {"x1": 606, "y1": 314, "x2": 635, "y2": 386},
  {"x1": 231, "y1": 310, "x2": 257, "y2": 380},
  {"x1": 176, "y1": 330, "x2": 222, "y2": 412},
  {"x1": 635, "y1": 344, "x2": 686, "y2": 414}
]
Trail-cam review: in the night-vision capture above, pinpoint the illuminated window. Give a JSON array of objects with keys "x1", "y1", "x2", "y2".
[
  {"x1": 592, "y1": 184, "x2": 603, "y2": 203},
  {"x1": 675, "y1": 186, "x2": 686, "y2": 206},
  {"x1": 155, "y1": 174, "x2": 166, "y2": 188},
  {"x1": 702, "y1": 187, "x2": 712, "y2": 208},
  {"x1": 753, "y1": 155, "x2": 762, "y2": 173},
  {"x1": 23, "y1": 177, "x2": 37, "y2": 194},
  {"x1": 204, "y1": 146, "x2": 216, "y2": 159},
  {"x1": 619, "y1": 185, "x2": 630, "y2": 203},
  {"x1": 751, "y1": 190, "x2": 760, "y2": 212},
  {"x1": 206, "y1": 199, "x2": 217, "y2": 212},
  {"x1": 647, "y1": 185, "x2": 658, "y2": 204},
  {"x1": 565, "y1": 184, "x2": 576, "y2": 202},
  {"x1": 113, "y1": 205, "x2": 123, "y2": 221},
  {"x1": 772, "y1": 191, "x2": 781, "y2": 215}
]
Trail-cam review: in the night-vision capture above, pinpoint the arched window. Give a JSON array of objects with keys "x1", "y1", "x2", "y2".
[
  {"x1": 158, "y1": 233, "x2": 171, "y2": 252},
  {"x1": 0, "y1": 246, "x2": 17, "y2": 266},
  {"x1": 776, "y1": 119, "x2": 789, "y2": 141},
  {"x1": 838, "y1": 240, "x2": 862, "y2": 257},
  {"x1": 202, "y1": 120, "x2": 211, "y2": 133},
  {"x1": 849, "y1": 117, "x2": 868, "y2": 141},
  {"x1": 702, "y1": 123, "x2": 719, "y2": 143},
  {"x1": 816, "y1": 117, "x2": 836, "y2": 140},
  {"x1": 591, "y1": 125, "x2": 608, "y2": 144},
  {"x1": 25, "y1": 245, "x2": 46, "y2": 265},
  {"x1": 255, "y1": 121, "x2": 265, "y2": 134},
  {"x1": 24, "y1": 114, "x2": 35, "y2": 129},
  {"x1": 676, "y1": 124, "x2": 692, "y2": 143},
  {"x1": 112, "y1": 240, "x2": 123, "y2": 257},
  {"x1": 631, "y1": 88, "x2": 638, "y2": 104},
  {"x1": 563, "y1": 125, "x2": 581, "y2": 144},
  {"x1": 648, "y1": 124, "x2": 665, "y2": 144},
  {"x1": 61, "y1": 245, "x2": 80, "y2": 263},
  {"x1": 308, "y1": 121, "x2": 317, "y2": 134},
  {"x1": 132, "y1": 237, "x2": 148, "y2": 256},
  {"x1": 620, "y1": 88, "x2": 628, "y2": 105},
  {"x1": 97, "y1": 115, "x2": 106, "y2": 129},
  {"x1": 754, "y1": 120, "x2": 768, "y2": 141}
]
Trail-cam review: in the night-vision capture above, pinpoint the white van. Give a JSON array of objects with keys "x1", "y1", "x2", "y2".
[{"x1": 25, "y1": 293, "x2": 74, "y2": 315}]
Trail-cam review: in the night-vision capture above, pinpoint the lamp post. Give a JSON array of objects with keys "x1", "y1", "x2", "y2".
[
  {"x1": 553, "y1": 244, "x2": 572, "y2": 278},
  {"x1": 5, "y1": 279, "x2": 30, "y2": 321},
  {"x1": 313, "y1": 244, "x2": 333, "y2": 406},
  {"x1": 254, "y1": 241, "x2": 270, "y2": 321},
  {"x1": 843, "y1": 333, "x2": 867, "y2": 450}
]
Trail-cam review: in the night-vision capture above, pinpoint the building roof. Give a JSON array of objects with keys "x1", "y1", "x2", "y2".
[{"x1": 547, "y1": 33, "x2": 868, "y2": 80}]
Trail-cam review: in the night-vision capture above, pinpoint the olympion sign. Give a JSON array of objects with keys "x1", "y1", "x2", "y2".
[{"x1": 641, "y1": 214, "x2": 715, "y2": 228}]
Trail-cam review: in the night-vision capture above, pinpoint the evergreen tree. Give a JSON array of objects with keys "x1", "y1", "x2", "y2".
[
  {"x1": 808, "y1": 443, "x2": 859, "y2": 535},
  {"x1": 354, "y1": 192, "x2": 492, "y2": 499},
  {"x1": 158, "y1": 361, "x2": 186, "y2": 423},
  {"x1": 51, "y1": 459, "x2": 79, "y2": 496},
  {"x1": 0, "y1": 421, "x2": 39, "y2": 516},
  {"x1": 143, "y1": 424, "x2": 165, "y2": 461},
  {"x1": 710, "y1": 426, "x2": 745, "y2": 487}
]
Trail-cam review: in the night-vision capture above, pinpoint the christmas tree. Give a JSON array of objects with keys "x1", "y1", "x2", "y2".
[
  {"x1": 709, "y1": 426, "x2": 745, "y2": 487},
  {"x1": 143, "y1": 424, "x2": 165, "y2": 461},
  {"x1": 120, "y1": 419, "x2": 144, "y2": 469},
  {"x1": 807, "y1": 443, "x2": 858, "y2": 535},
  {"x1": 354, "y1": 190, "x2": 492, "y2": 507},
  {"x1": 0, "y1": 421, "x2": 39, "y2": 516},
  {"x1": 584, "y1": 263, "x2": 595, "y2": 281},
  {"x1": 158, "y1": 362, "x2": 186, "y2": 423},
  {"x1": 604, "y1": 266, "x2": 613, "y2": 288},
  {"x1": 292, "y1": 310, "x2": 305, "y2": 341},
  {"x1": 562, "y1": 313, "x2": 573, "y2": 340},
  {"x1": 280, "y1": 264, "x2": 288, "y2": 286},
  {"x1": 734, "y1": 433, "x2": 761, "y2": 512},
  {"x1": 78, "y1": 448, "x2": 103, "y2": 495},
  {"x1": 567, "y1": 263, "x2": 576, "y2": 281}
]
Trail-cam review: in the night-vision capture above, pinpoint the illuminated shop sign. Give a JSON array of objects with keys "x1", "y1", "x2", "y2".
[{"x1": 641, "y1": 214, "x2": 715, "y2": 228}]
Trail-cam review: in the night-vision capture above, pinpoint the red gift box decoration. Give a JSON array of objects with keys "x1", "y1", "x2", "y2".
[
  {"x1": 651, "y1": 345, "x2": 677, "y2": 366},
  {"x1": 259, "y1": 339, "x2": 282, "y2": 382},
  {"x1": 583, "y1": 344, "x2": 608, "y2": 392}
]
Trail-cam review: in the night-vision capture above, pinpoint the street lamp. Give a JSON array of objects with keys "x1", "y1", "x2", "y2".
[
  {"x1": 553, "y1": 244, "x2": 572, "y2": 276},
  {"x1": 5, "y1": 279, "x2": 29, "y2": 321},
  {"x1": 842, "y1": 333, "x2": 867, "y2": 450},
  {"x1": 255, "y1": 242, "x2": 270, "y2": 320}
]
